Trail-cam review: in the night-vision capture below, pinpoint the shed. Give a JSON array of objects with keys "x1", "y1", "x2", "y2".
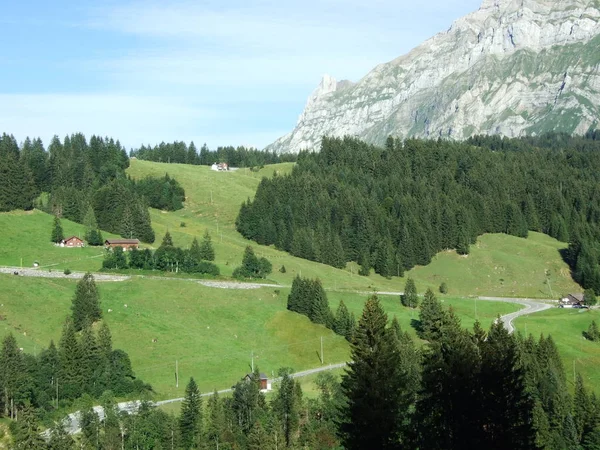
[
  {"x1": 243, "y1": 372, "x2": 271, "y2": 391},
  {"x1": 62, "y1": 236, "x2": 84, "y2": 248},
  {"x1": 104, "y1": 239, "x2": 140, "y2": 251}
]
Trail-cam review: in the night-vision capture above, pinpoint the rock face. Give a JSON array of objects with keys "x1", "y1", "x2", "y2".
[{"x1": 267, "y1": 0, "x2": 600, "y2": 153}]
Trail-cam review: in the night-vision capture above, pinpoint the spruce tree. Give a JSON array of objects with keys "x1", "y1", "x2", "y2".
[
  {"x1": 401, "y1": 277, "x2": 419, "y2": 308},
  {"x1": 585, "y1": 320, "x2": 600, "y2": 342},
  {"x1": 272, "y1": 368, "x2": 301, "y2": 447},
  {"x1": 51, "y1": 215, "x2": 64, "y2": 243},
  {"x1": 418, "y1": 288, "x2": 446, "y2": 341},
  {"x1": 584, "y1": 289, "x2": 598, "y2": 307},
  {"x1": 58, "y1": 317, "x2": 84, "y2": 399},
  {"x1": 47, "y1": 421, "x2": 75, "y2": 450},
  {"x1": 339, "y1": 295, "x2": 410, "y2": 449},
  {"x1": 0, "y1": 333, "x2": 27, "y2": 418},
  {"x1": 189, "y1": 237, "x2": 202, "y2": 263},
  {"x1": 333, "y1": 300, "x2": 352, "y2": 340},
  {"x1": 198, "y1": 230, "x2": 215, "y2": 261},
  {"x1": 309, "y1": 279, "x2": 333, "y2": 328},
  {"x1": 179, "y1": 377, "x2": 202, "y2": 449},
  {"x1": 80, "y1": 324, "x2": 100, "y2": 395},
  {"x1": 11, "y1": 406, "x2": 46, "y2": 449},
  {"x1": 71, "y1": 272, "x2": 102, "y2": 331}
]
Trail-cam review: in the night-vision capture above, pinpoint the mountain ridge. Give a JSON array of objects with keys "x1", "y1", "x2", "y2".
[{"x1": 267, "y1": 0, "x2": 600, "y2": 153}]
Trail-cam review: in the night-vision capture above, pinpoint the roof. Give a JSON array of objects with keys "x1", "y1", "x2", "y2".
[
  {"x1": 105, "y1": 239, "x2": 140, "y2": 245},
  {"x1": 562, "y1": 293, "x2": 584, "y2": 304},
  {"x1": 244, "y1": 372, "x2": 269, "y2": 381},
  {"x1": 63, "y1": 236, "x2": 83, "y2": 242}
]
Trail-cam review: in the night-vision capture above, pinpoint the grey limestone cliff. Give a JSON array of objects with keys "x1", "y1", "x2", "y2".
[{"x1": 267, "y1": 0, "x2": 600, "y2": 153}]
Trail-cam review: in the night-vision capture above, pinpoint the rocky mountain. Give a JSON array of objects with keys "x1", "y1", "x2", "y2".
[{"x1": 267, "y1": 0, "x2": 600, "y2": 153}]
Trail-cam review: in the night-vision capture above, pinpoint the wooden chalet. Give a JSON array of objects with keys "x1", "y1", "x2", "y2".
[
  {"x1": 104, "y1": 238, "x2": 140, "y2": 251},
  {"x1": 560, "y1": 293, "x2": 585, "y2": 308},
  {"x1": 61, "y1": 236, "x2": 84, "y2": 248},
  {"x1": 243, "y1": 372, "x2": 271, "y2": 391}
]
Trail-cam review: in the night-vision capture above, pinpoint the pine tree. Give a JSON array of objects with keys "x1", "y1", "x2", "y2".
[
  {"x1": 358, "y1": 250, "x2": 371, "y2": 276},
  {"x1": 198, "y1": 230, "x2": 215, "y2": 261},
  {"x1": 71, "y1": 272, "x2": 102, "y2": 331},
  {"x1": 418, "y1": 288, "x2": 446, "y2": 341},
  {"x1": 309, "y1": 279, "x2": 333, "y2": 328},
  {"x1": 51, "y1": 215, "x2": 64, "y2": 243},
  {"x1": 401, "y1": 277, "x2": 419, "y2": 308},
  {"x1": 11, "y1": 406, "x2": 46, "y2": 449},
  {"x1": 479, "y1": 320, "x2": 536, "y2": 448},
  {"x1": 585, "y1": 320, "x2": 600, "y2": 342},
  {"x1": 0, "y1": 333, "x2": 27, "y2": 418},
  {"x1": 340, "y1": 296, "x2": 411, "y2": 449},
  {"x1": 205, "y1": 391, "x2": 225, "y2": 449},
  {"x1": 180, "y1": 377, "x2": 202, "y2": 449},
  {"x1": 189, "y1": 237, "x2": 202, "y2": 263},
  {"x1": 47, "y1": 421, "x2": 76, "y2": 450},
  {"x1": 80, "y1": 324, "x2": 100, "y2": 395},
  {"x1": 120, "y1": 206, "x2": 136, "y2": 239},
  {"x1": 58, "y1": 317, "x2": 84, "y2": 399},
  {"x1": 333, "y1": 300, "x2": 352, "y2": 340},
  {"x1": 272, "y1": 368, "x2": 301, "y2": 447}
]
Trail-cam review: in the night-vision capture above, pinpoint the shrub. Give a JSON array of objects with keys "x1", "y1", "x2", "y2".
[
  {"x1": 180, "y1": 221, "x2": 186, "y2": 228},
  {"x1": 64, "y1": 268, "x2": 72, "y2": 275},
  {"x1": 584, "y1": 320, "x2": 600, "y2": 342},
  {"x1": 279, "y1": 265, "x2": 287, "y2": 273},
  {"x1": 439, "y1": 282, "x2": 448, "y2": 294}
]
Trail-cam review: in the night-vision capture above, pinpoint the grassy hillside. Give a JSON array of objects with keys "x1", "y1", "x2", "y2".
[
  {"x1": 0, "y1": 210, "x2": 122, "y2": 272},
  {"x1": 515, "y1": 308, "x2": 600, "y2": 390},
  {"x1": 0, "y1": 274, "x2": 518, "y2": 398},
  {"x1": 126, "y1": 159, "x2": 580, "y2": 298}
]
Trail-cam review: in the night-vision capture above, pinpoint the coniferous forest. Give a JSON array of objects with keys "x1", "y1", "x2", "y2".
[
  {"x1": 0, "y1": 133, "x2": 187, "y2": 244},
  {"x1": 130, "y1": 141, "x2": 297, "y2": 168},
  {"x1": 237, "y1": 133, "x2": 600, "y2": 293}
]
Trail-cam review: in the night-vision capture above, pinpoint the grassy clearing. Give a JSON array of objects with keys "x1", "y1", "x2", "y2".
[
  {"x1": 515, "y1": 308, "x2": 600, "y2": 392},
  {"x1": 0, "y1": 210, "x2": 120, "y2": 272}
]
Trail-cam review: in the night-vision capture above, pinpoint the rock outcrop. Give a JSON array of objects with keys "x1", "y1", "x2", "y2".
[{"x1": 267, "y1": 0, "x2": 600, "y2": 153}]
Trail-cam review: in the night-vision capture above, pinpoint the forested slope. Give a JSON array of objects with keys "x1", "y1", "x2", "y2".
[{"x1": 237, "y1": 134, "x2": 600, "y2": 292}]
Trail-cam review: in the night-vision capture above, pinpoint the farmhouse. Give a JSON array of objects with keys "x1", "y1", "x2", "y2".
[
  {"x1": 559, "y1": 293, "x2": 585, "y2": 308},
  {"x1": 61, "y1": 236, "x2": 84, "y2": 248},
  {"x1": 104, "y1": 239, "x2": 140, "y2": 251}
]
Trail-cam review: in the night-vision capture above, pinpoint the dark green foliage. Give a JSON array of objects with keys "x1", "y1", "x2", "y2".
[
  {"x1": 47, "y1": 422, "x2": 75, "y2": 449},
  {"x1": 333, "y1": 300, "x2": 355, "y2": 341},
  {"x1": 198, "y1": 230, "x2": 215, "y2": 261},
  {"x1": 0, "y1": 139, "x2": 37, "y2": 212},
  {"x1": 82, "y1": 205, "x2": 103, "y2": 246},
  {"x1": 102, "y1": 246, "x2": 128, "y2": 270},
  {"x1": 584, "y1": 289, "x2": 598, "y2": 306},
  {"x1": 233, "y1": 246, "x2": 272, "y2": 279},
  {"x1": 236, "y1": 135, "x2": 600, "y2": 279},
  {"x1": 231, "y1": 369, "x2": 266, "y2": 433},
  {"x1": 279, "y1": 264, "x2": 287, "y2": 273},
  {"x1": 71, "y1": 273, "x2": 102, "y2": 331},
  {"x1": 401, "y1": 277, "x2": 419, "y2": 308},
  {"x1": 418, "y1": 289, "x2": 447, "y2": 341},
  {"x1": 51, "y1": 215, "x2": 64, "y2": 243},
  {"x1": 0, "y1": 333, "x2": 27, "y2": 419},
  {"x1": 287, "y1": 276, "x2": 334, "y2": 330},
  {"x1": 272, "y1": 368, "x2": 302, "y2": 447},
  {"x1": 134, "y1": 173, "x2": 185, "y2": 211},
  {"x1": 339, "y1": 296, "x2": 412, "y2": 449},
  {"x1": 131, "y1": 140, "x2": 297, "y2": 167},
  {"x1": 10, "y1": 406, "x2": 46, "y2": 449},
  {"x1": 439, "y1": 282, "x2": 448, "y2": 294},
  {"x1": 584, "y1": 321, "x2": 600, "y2": 342},
  {"x1": 180, "y1": 377, "x2": 203, "y2": 449}
]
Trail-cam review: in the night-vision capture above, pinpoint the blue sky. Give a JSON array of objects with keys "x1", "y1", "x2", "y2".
[{"x1": 0, "y1": 0, "x2": 482, "y2": 150}]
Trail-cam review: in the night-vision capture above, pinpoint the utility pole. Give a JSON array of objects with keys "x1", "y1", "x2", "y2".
[
  {"x1": 320, "y1": 337, "x2": 324, "y2": 365},
  {"x1": 475, "y1": 298, "x2": 478, "y2": 320},
  {"x1": 546, "y1": 269, "x2": 554, "y2": 298},
  {"x1": 175, "y1": 360, "x2": 179, "y2": 388}
]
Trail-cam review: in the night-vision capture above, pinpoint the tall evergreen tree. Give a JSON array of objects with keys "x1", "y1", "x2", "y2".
[
  {"x1": 272, "y1": 368, "x2": 302, "y2": 447},
  {"x1": 198, "y1": 230, "x2": 215, "y2": 261},
  {"x1": 71, "y1": 273, "x2": 102, "y2": 331},
  {"x1": 339, "y1": 296, "x2": 411, "y2": 449},
  {"x1": 180, "y1": 377, "x2": 203, "y2": 449},
  {"x1": 418, "y1": 288, "x2": 446, "y2": 341},
  {"x1": 401, "y1": 278, "x2": 419, "y2": 308},
  {"x1": 0, "y1": 333, "x2": 27, "y2": 418},
  {"x1": 51, "y1": 215, "x2": 64, "y2": 243}
]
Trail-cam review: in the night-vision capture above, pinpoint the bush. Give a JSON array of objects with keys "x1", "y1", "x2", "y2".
[
  {"x1": 584, "y1": 289, "x2": 597, "y2": 307},
  {"x1": 64, "y1": 268, "x2": 72, "y2": 275},
  {"x1": 279, "y1": 265, "x2": 287, "y2": 273},
  {"x1": 584, "y1": 320, "x2": 600, "y2": 342},
  {"x1": 439, "y1": 282, "x2": 448, "y2": 294},
  {"x1": 180, "y1": 221, "x2": 186, "y2": 228}
]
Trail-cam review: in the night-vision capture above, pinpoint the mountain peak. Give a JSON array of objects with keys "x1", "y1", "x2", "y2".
[{"x1": 267, "y1": 0, "x2": 600, "y2": 153}]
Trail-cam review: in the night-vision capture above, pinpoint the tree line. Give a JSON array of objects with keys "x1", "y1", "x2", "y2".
[
  {"x1": 0, "y1": 133, "x2": 188, "y2": 244},
  {"x1": 237, "y1": 133, "x2": 600, "y2": 293},
  {"x1": 0, "y1": 274, "x2": 149, "y2": 427},
  {"x1": 103, "y1": 231, "x2": 219, "y2": 276},
  {"x1": 130, "y1": 141, "x2": 297, "y2": 168}
]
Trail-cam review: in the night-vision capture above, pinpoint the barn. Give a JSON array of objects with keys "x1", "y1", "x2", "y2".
[
  {"x1": 61, "y1": 236, "x2": 85, "y2": 248},
  {"x1": 243, "y1": 372, "x2": 271, "y2": 391},
  {"x1": 104, "y1": 239, "x2": 140, "y2": 251}
]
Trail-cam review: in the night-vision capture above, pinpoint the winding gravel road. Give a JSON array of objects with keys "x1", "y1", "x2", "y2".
[{"x1": 476, "y1": 296, "x2": 553, "y2": 333}]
